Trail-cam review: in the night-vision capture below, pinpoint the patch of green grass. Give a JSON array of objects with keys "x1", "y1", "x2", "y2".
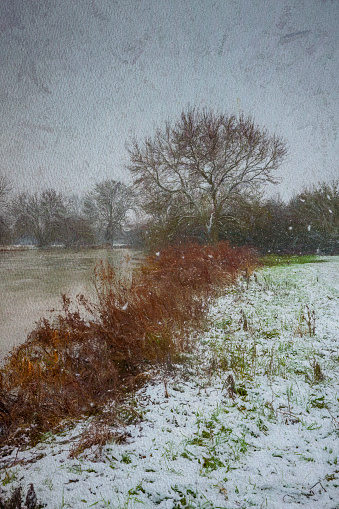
[
  {"x1": 260, "y1": 254, "x2": 325, "y2": 267},
  {"x1": 309, "y1": 395, "x2": 328, "y2": 409},
  {"x1": 170, "y1": 485, "x2": 217, "y2": 509},
  {"x1": 262, "y1": 329, "x2": 280, "y2": 339},
  {"x1": 305, "y1": 422, "x2": 322, "y2": 430},
  {"x1": 201, "y1": 455, "x2": 225, "y2": 472},
  {"x1": 67, "y1": 463, "x2": 83, "y2": 475},
  {"x1": 302, "y1": 456, "x2": 315, "y2": 462},
  {"x1": 214, "y1": 318, "x2": 233, "y2": 330},
  {"x1": 236, "y1": 386, "x2": 248, "y2": 397},
  {"x1": 128, "y1": 483, "x2": 146, "y2": 496},
  {"x1": 43, "y1": 477, "x2": 54, "y2": 490},
  {"x1": 1, "y1": 469, "x2": 17, "y2": 486},
  {"x1": 181, "y1": 450, "x2": 194, "y2": 461},
  {"x1": 121, "y1": 453, "x2": 132, "y2": 464},
  {"x1": 256, "y1": 418, "x2": 269, "y2": 435}
]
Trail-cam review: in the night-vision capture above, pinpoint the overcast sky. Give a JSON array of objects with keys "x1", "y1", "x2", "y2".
[{"x1": 1, "y1": 0, "x2": 338, "y2": 200}]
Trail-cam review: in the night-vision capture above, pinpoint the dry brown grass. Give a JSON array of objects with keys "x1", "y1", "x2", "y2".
[
  {"x1": 0, "y1": 242, "x2": 258, "y2": 446},
  {"x1": 68, "y1": 422, "x2": 128, "y2": 460}
]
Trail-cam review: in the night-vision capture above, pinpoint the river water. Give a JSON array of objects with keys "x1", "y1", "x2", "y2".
[
  {"x1": 3, "y1": 250, "x2": 336, "y2": 363},
  {"x1": 0, "y1": 248, "x2": 141, "y2": 360}
]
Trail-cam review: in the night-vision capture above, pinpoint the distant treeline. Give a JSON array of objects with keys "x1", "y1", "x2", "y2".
[
  {"x1": 0, "y1": 176, "x2": 338, "y2": 254},
  {"x1": 140, "y1": 180, "x2": 339, "y2": 255},
  {"x1": 1, "y1": 108, "x2": 338, "y2": 254},
  {"x1": 0, "y1": 178, "x2": 139, "y2": 248},
  {"x1": 219, "y1": 180, "x2": 339, "y2": 255}
]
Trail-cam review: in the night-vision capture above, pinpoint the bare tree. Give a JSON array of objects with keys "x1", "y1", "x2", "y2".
[
  {"x1": 0, "y1": 175, "x2": 12, "y2": 244},
  {"x1": 84, "y1": 179, "x2": 134, "y2": 246},
  {"x1": 61, "y1": 194, "x2": 95, "y2": 247},
  {"x1": 0, "y1": 174, "x2": 12, "y2": 209},
  {"x1": 127, "y1": 107, "x2": 287, "y2": 243},
  {"x1": 11, "y1": 189, "x2": 66, "y2": 246}
]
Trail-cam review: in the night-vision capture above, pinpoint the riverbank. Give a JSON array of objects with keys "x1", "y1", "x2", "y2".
[
  {"x1": 0, "y1": 245, "x2": 37, "y2": 252},
  {"x1": 1, "y1": 256, "x2": 338, "y2": 508},
  {"x1": 0, "y1": 243, "x2": 256, "y2": 443},
  {"x1": 0, "y1": 244, "x2": 132, "y2": 252},
  {"x1": 0, "y1": 247, "x2": 142, "y2": 359}
]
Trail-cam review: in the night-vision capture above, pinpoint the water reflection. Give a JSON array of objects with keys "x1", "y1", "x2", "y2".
[{"x1": 0, "y1": 248, "x2": 141, "y2": 359}]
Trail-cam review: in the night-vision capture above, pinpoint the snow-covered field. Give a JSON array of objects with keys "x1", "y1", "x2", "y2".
[{"x1": 1, "y1": 258, "x2": 339, "y2": 508}]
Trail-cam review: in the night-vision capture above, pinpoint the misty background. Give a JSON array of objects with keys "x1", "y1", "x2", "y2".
[{"x1": 1, "y1": 0, "x2": 338, "y2": 200}]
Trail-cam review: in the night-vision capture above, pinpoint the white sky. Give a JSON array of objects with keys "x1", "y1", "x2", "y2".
[{"x1": 1, "y1": 0, "x2": 338, "y2": 199}]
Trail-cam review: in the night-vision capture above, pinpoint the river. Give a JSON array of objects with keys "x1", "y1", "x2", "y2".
[{"x1": 0, "y1": 247, "x2": 141, "y2": 360}]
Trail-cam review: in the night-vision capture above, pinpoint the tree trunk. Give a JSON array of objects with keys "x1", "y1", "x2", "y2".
[{"x1": 208, "y1": 216, "x2": 219, "y2": 244}]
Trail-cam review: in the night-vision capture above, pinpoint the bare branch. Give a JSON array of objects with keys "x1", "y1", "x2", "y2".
[{"x1": 127, "y1": 107, "x2": 287, "y2": 243}]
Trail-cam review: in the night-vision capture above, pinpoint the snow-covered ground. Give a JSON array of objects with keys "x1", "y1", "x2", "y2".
[{"x1": 1, "y1": 257, "x2": 339, "y2": 508}]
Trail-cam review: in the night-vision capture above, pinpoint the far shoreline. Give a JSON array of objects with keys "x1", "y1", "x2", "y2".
[{"x1": 0, "y1": 243, "x2": 133, "y2": 252}]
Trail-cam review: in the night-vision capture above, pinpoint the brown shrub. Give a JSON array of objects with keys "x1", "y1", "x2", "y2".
[{"x1": 0, "y1": 241, "x2": 257, "y2": 445}]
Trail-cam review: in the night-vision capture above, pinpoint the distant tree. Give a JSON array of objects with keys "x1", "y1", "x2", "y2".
[
  {"x1": 0, "y1": 174, "x2": 12, "y2": 244},
  {"x1": 61, "y1": 215, "x2": 95, "y2": 247},
  {"x1": 0, "y1": 215, "x2": 11, "y2": 244},
  {"x1": 255, "y1": 197, "x2": 290, "y2": 251},
  {"x1": 11, "y1": 189, "x2": 67, "y2": 246},
  {"x1": 84, "y1": 179, "x2": 134, "y2": 246},
  {"x1": 288, "y1": 180, "x2": 339, "y2": 253},
  {"x1": 61, "y1": 195, "x2": 95, "y2": 247},
  {"x1": 228, "y1": 195, "x2": 290, "y2": 251},
  {"x1": 127, "y1": 107, "x2": 287, "y2": 244},
  {"x1": 0, "y1": 174, "x2": 12, "y2": 208}
]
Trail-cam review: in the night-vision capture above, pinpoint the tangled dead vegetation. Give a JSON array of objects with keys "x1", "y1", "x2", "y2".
[{"x1": 0, "y1": 242, "x2": 257, "y2": 447}]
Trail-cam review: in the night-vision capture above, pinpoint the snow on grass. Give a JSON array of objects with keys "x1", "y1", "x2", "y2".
[{"x1": 1, "y1": 257, "x2": 339, "y2": 508}]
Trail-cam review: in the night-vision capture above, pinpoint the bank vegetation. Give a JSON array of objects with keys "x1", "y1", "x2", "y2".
[{"x1": 0, "y1": 242, "x2": 257, "y2": 447}]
